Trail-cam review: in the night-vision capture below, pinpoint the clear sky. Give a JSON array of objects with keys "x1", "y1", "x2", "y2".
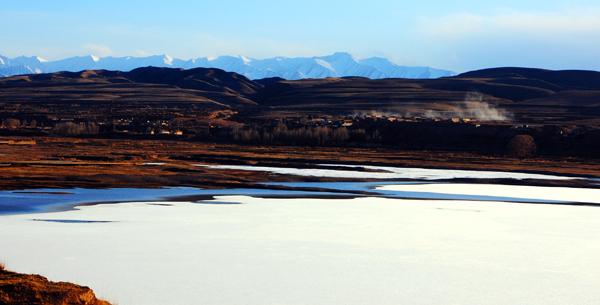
[{"x1": 2, "y1": 0, "x2": 599, "y2": 73}]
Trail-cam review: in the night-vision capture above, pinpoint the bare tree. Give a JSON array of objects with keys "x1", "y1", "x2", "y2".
[
  {"x1": 53, "y1": 122, "x2": 100, "y2": 136},
  {"x1": 4, "y1": 118, "x2": 20, "y2": 128}
]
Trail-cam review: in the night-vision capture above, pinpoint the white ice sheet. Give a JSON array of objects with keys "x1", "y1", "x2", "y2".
[
  {"x1": 1, "y1": 190, "x2": 599, "y2": 305},
  {"x1": 194, "y1": 164, "x2": 577, "y2": 180}
]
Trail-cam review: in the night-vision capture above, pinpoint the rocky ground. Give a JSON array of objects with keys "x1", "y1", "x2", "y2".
[{"x1": 0, "y1": 267, "x2": 110, "y2": 305}]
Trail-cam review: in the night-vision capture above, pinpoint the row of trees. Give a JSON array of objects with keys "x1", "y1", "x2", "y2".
[
  {"x1": 1, "y1": 118, "x2": 38, "y2": 128},
  {"x1": 231, "y1": 124, "x2": 380, "y2": 146},
  {"x1": 52, "y1": 122, "x2": 100, "y2": 136},
  {"x1": 231, "y1": 122, "x2": 545, "y2": 157}
]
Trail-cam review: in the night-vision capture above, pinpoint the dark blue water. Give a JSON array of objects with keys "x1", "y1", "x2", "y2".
[
  {"x1": 0, "y1": 182, "x2": 574, "y2": 216},
  {"x1": 0, "y1": 186, "x2": 364, "y2": 215},
  {"x1": 0, "y1": 187, "x2": 203, "y2": 215}
]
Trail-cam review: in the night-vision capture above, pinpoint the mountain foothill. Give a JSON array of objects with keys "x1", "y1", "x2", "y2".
[{"x1": 1, "y1": 65, "x2": 600, "y2": 125}]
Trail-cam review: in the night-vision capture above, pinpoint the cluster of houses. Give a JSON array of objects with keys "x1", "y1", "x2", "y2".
[
  {"x1": 358, "y1": 115, "x2": 478, "y2": 124},
  {"x1": 107, "y1": 119, "x2": 185, "y2": 136},
  {"x1": 273, "y1": 114, "x2": 480, "y2": 128},
  {"x1": 2, "y1": 111, "x2": 485, "y2": 138},
  {"x1": 0, "y1": 116, "x2": 190, "y2": 136}
]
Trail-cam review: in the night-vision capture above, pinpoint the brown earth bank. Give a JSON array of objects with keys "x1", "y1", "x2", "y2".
[
  {"x1": 1, "y1": 137, "x2": 600, "y2": 191},
  {"x1": 0, "y1": 267, "x2": 111, "y2": 305}
]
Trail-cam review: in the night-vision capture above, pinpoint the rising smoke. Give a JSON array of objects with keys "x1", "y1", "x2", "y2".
[
  {"x1": 352, "y1": 92, "x2": 511, "y2": 122},
  {"x1": 423, "y1": 92, "x2": 511, "y2": 122},
  {"x1": 460, "y1": 92, "x2": 511, "y2": 121}
]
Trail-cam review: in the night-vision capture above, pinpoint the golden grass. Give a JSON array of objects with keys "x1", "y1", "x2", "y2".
[{"x1": 0, "y1": 260, "x2": 6, "y2": 271}]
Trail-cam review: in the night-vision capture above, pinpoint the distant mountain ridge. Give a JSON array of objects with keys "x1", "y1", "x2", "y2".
[{"x1": 0, "y1": 52, "x2": 455, "y2": 80}]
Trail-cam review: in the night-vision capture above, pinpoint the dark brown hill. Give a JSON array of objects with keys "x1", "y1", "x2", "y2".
[
  {"x1": 1, "y1": 67, "x2": 600, "y2": 124},
  {"x1": 255, "y1": 77, "x2": 477, "y2": 111},
  {"x1": 253, "y1": 68, "x2": 600, "y2": 124},
  {"x1": 421, "y1": 77, "x2": 555, "y2": 102},
  {"x1": 126, "y1": 67, "x2": 264, "y2": 94},
  {"x1": 252, "y1": 76, "x2": 286, "y2": 87},
  {"x1": 0, "y1": 67, "x2": 262, "y2": 108},
  {"x1": 459, "y1": 67, "x2": 600, "y2": 90}
]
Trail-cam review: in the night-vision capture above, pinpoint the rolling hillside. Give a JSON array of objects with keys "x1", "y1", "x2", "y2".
[{"x1": 1, "y1": 66, "x2": 600, "y2": 124}]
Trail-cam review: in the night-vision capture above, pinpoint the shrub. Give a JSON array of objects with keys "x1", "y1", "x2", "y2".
[{"x1": 507, "y1": 134, "x2": 537, "y2": 157}]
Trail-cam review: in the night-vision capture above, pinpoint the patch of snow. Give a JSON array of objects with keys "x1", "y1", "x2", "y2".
[
  {"x1": 314, "y1": 59, "x2": 335, "y2": 71},
  {"x1": 240, "y1": 55, "x2": 252, "y2": 63},
  {"x1": 163, "y1": 54, "x2": 173, "y2": 65}
]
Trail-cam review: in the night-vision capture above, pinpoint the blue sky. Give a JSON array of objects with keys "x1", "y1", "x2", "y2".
[{"x1": 2, "y1": 0, "x2": 600, "y2": 73}]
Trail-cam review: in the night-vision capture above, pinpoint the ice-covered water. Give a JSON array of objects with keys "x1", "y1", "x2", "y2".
[
  {"x1": 1, "y1": 193, "x2": 600, "y2": 305},
  {"x1": 1, "y1": 165, "x2": 599, "y2": 305},
  {"x1": 194, "y1": 164, "x2": 578, "y2": 180}
]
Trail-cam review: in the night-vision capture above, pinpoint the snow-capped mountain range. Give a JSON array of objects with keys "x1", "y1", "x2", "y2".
[{"x1": 0, "y1": 52, "x2": 455, "y2": 80}]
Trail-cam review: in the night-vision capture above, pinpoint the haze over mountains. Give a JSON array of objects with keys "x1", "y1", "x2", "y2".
[{"x1": 0, "y1": 52, "x2": 455, "y2": 80}]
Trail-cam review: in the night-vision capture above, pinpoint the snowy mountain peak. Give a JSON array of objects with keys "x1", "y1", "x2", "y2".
[
  {"x1": 0, "y1": 53, "x2": 456, "y2": 80},
  {"x1": 10, "y1": 55, "x2": 49, "y2": 66},
  {"x1": 327, "y1": 52, "x2": 360, "y2": 63},
  {"x1": 314, "y1": 59, "x2": 335, "y2": 71},
  {"x1": 163, "y1": 54, "x2": 173, "y2": 65}
]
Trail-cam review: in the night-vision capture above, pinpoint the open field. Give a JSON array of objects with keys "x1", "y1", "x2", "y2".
[{"x1": 1, "y1": 137, "x2": 600, "y2": 191}]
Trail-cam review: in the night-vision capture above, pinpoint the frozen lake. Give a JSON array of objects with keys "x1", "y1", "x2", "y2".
[{"x1": 1, "y1": 166, "x2": 600, "y2": 305}]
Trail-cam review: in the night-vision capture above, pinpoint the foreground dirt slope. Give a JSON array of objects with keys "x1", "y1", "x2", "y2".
[{"x1": 0, "y1": 268, "x2": 111, "y2": 305}]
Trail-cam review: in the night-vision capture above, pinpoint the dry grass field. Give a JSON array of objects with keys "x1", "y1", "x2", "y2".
[{"x1": 1, "y1": 137, "x2": 599, "y2": 191}]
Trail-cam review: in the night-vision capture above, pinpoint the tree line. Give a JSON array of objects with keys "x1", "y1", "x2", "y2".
[
  {"x1": 230, "y1": 120, "x2": 600, "y2": 158},
  {"x1": 1, "y1": 118, "x2": 38, "y2": 128},
  {"x1": 231, "y1": 124, "x2": 381, "y2": 146},
  {"x1": 52, "y1": 122, "x2": 100, "y2": 136}
]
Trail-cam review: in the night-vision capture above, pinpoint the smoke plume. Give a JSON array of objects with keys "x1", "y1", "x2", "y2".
[
  {"x1": 352, "y1": 92, "x2": 511, "y2": 122},
  {"x1": 423, "y1": 92, "x2": 511, "y2": 122}
]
